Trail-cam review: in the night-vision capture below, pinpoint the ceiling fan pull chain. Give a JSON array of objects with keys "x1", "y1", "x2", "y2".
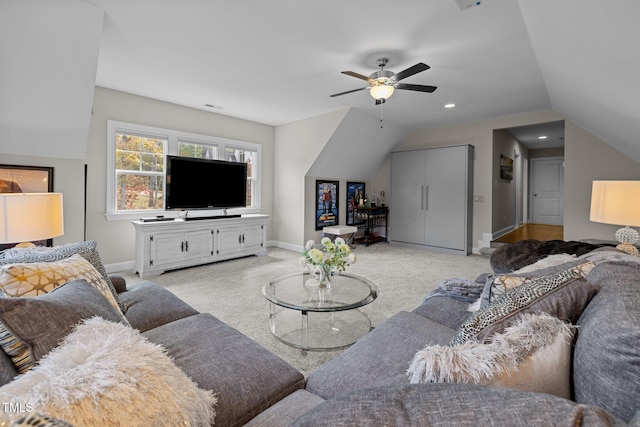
[{"x1": 380, "y1": 101, "x2": 384, "y2": 128}]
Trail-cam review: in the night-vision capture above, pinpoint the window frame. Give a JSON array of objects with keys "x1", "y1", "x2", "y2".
[{"x1": 106, "y1": 120, "x2": 262, "y2": 221}]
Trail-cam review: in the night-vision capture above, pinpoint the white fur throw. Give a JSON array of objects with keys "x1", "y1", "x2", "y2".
[
  {"x1": 0, "y1": 317, "x2": 216, "y2": 426},
  {"x1": 407, "y1": 313, "x2": 575, "y2": 398}
]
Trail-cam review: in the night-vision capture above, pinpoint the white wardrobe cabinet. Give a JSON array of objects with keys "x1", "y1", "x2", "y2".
[{"x1": 390, "y1": 145, "x2": 473, "y2": 255}]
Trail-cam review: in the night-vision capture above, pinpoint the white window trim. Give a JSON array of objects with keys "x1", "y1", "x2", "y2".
[{"x1": 106, "y1": 120, "x2": 262, "y2": 221}]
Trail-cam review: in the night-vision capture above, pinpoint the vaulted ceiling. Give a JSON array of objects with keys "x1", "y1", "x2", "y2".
[{"x1": 1, "y1": 0, "x2": 639, "y2": 162}]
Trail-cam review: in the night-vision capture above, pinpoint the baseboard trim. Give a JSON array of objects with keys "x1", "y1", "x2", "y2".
[
  {"x1": 267, "y1": 240, "x2": 303, "y2": 253},
  {"x1": 105, "y1": 260, "x2": 135, "y2": 274}
]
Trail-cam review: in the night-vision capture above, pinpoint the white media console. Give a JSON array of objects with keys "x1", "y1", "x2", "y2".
[{"x1": 132, "y1": 214, "x2": 268, "y2": 277}]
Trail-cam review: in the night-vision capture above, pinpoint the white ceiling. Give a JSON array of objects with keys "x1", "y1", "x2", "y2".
[
  {"x1": 2, "y1": 0, "x2": 639, "y2": 162},
  {"x1": 93, "y1": 0, "x2": 550, "y2": 130}
]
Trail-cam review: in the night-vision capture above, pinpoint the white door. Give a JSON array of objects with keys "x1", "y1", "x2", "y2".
[
  {"x1": 424, "y1": 146, "x2": 468, "y2": 250},
  {"x1": 391, "y1": 150, "x2": 427, "y2": 244},
  {"x1": 531, "y1": 157, "x2": 564, "y2": 225}
]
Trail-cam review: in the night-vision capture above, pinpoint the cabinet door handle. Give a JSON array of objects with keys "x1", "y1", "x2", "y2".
[
  {"x1": 181, "y1": 241, "x2": 184, "y2": 252},
  {"x1": 238, "y1": 235, "x2": 242, "y2": 244},
  {"x1": 185, "y1": 241, "x2": 189, "y2": 252},
  {"x1": 421, "y1": 185, "x2": 424, "y2": 210},
  {"x1": 425, "y1": 185, "x2": 429, "y2": 211},
  {"x1": 242, "y1": 234, "x2": 245, "y2": 243}
]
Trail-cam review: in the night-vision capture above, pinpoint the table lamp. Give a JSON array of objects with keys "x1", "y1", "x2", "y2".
[
  {"x1": 590, "y1": 180, "x2": 640, "y2": 256},
  {"x1": 0, "y1": 193, "x2": 64, "y2": 247}
]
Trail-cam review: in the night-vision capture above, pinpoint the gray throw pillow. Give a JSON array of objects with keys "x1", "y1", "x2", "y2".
[
  {"x1": 0, "y1": 280, "x2": 126, "y2": 374},
  {"x1": 451, "y1": 262, "x2": 598, "y2": 345}
]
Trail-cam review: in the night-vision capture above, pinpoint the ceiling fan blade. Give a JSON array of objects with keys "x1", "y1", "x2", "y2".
[
  {"x1": 329, "y1": 87, "x2": 368, "y2": 97},
  {"x1": 393, "y1": 63, "x2": 430, "y2": 82},
  {"x1": 396, "y1": 83, "x2": 437, "y2": 93},
  {"x1": 341, "y1": 71, "x2": 371, "y2": 82},
  {"x1": 375, "y1": 98, "x2": 386, "y2": 105}
]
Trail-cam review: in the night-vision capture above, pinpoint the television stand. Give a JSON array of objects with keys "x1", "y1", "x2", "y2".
[
  {"x1": 132, "y1": 214, "x2": 268, "y2": 278},
  {"x1": 184, "y1": 214, "x2": 241, "y2": 221}
]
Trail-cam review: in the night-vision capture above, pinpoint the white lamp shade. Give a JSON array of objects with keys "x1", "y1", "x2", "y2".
[
  {"x1": 590, "y1": 181, "x2": 640, "y2": 227},
  {"x1": 0, "y1": 193, "x2": 64, "y2": 244},
  {"x1": 370, "y1": 84, "x2": 394, "y2": 100}
]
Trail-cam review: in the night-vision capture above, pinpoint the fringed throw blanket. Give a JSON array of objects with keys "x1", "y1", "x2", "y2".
[{"x1": 423, "y1": 277, "x2": 485, "y2": 304}]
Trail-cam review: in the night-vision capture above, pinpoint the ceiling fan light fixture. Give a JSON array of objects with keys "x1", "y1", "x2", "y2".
[{"x1": 370, "y1": 84, "x2": 394, "y2": 100}]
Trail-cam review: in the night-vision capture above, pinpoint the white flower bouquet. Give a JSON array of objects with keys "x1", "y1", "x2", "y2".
[{"x1": 299, "y1": 237, "x2": 356, "y2": 284}]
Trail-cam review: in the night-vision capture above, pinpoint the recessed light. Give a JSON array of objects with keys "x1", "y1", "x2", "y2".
[
  {"x1": 538, "y1": 136, "x2": 547, "y2": 140},
  {"x1": 444, "y1": 103, "x2": 456, "y2": 109}
]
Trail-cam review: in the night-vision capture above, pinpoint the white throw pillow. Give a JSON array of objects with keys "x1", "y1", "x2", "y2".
[
  {"x1": 0, "y1": 317, "x2": 216, "y2": 426},
  {"x1": 407, "y1": 313, "x2": 575, "y2": 399}
]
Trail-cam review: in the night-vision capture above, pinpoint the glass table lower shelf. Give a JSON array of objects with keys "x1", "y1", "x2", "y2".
[
  {"x1": 268, "y1": 306, "x2": 373, "y2": 351},
  {"x1": 262, "y1": 272, "x2": 378, "y2": 352}
]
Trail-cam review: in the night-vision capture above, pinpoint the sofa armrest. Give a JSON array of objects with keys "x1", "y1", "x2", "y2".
[{"x1": 108, "y1": 274, "x2": 127, "y2": 293}]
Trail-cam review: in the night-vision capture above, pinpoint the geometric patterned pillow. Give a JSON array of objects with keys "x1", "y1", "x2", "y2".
[
  {"x1": 0, "y1": 254, "x2": 125, "y2": 319},
  {"x1": 0, "y1": 240, "x2": 127, "y2": 313},
  {"x1": 450, "y1": 262, "x2": 596, "y2": 346}
]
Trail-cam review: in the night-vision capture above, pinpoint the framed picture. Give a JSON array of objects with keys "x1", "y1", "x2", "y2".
[
  {"x1": 0, "y1": 164, "x2": 55, "y2": 249},
  {"x1": 500, "y1": 155, "x2": 513, "y2": 181},
  {"x1": 315, "y1": 180, "x2": 339, "y2": 230},
  {"x1": 346, "y1": 181, "x2": 365, "y2": 225}
]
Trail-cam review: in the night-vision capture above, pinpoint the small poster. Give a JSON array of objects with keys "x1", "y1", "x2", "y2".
[
  {"x1": 315, "y1": 180, "x2": 339, "y2": 230},
  {"x1": 346, "y1": 181, "x2": 365, "y2": 225}
]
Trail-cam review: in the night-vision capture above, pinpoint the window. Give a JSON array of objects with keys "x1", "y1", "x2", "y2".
[
  {"x1": 115, "y1": 132, "x2": 166, "y2": 211},
  {"x1": 106, "y1": 121, "x2": 261, "y2": 219}
]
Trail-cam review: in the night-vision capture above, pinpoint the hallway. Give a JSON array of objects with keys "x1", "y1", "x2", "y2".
[{"x1": 494, "y1": 224, "x2": 564, "y2": 244}]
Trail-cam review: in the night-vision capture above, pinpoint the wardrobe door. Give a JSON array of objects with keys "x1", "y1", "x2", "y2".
[
  {"x1": 424, "y1": 145, "x2": 470, "y2": 251},
  {"x1": 391, "y1": 150, "x2": 427, "y2": 244}
]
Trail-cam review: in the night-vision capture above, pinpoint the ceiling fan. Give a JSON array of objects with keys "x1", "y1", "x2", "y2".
[{"x1": 329, "y1": 58, "x2": 437, "y2": 105}]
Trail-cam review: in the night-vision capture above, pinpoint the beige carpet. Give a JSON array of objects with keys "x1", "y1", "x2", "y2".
[{"x1": 118, "y1": 244, "x2": 490, "y2": 376}]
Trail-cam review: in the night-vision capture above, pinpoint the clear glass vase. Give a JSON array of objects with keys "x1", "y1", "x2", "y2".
[{"x1": 317, "y1": 264, "x2": 332, "y2": 288}]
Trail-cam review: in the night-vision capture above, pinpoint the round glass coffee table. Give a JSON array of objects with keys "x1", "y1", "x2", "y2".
[{"x1": 262, "y1": 272, "x2": 378, "y2": 351}]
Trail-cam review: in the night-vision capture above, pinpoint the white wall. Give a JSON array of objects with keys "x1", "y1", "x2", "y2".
[
  {"x1": 394, "y1": 109, "x2": 563, "y2": 250},
  {"x1": 564, "y1": 121, "x2": 640, "y2": 240},
  {"x1": 273, "y1": 109, "x2": 348, "y2": 250},
  {"x1": 387, "y1": 110, "x2": 640, "y2": 249},
  {"x1": 87, "y1": 87, "x2": 275, "y2": 268},
  {"x1": 0, "y1": 0, "x2": 103, "y2": 160}
]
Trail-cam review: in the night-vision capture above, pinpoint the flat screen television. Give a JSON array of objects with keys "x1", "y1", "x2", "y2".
[{"x1": 165, "y1": 155, "x2": 247, "y2": 211}]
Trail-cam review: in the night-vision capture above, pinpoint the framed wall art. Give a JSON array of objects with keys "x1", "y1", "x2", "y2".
[
  {"x1": 0, "y1": 164, "x2": 55, "y2": 249},
  {"x1": 346, "y1": 181, "x2": 365, "y2": 226},
  {"x1": 315, "y1": 180, "x2": 339, "y2": 230},
  {"x1": 500, "y1": 155, "x2": 513, "y2": 181},
  {"x1": 0, "y1": 164, "x2": 54, "y2": 193}
]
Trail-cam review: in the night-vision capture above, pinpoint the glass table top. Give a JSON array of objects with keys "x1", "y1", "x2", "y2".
[{"x1": 262, "y1": 272, "x2": 378, "y2": 312}]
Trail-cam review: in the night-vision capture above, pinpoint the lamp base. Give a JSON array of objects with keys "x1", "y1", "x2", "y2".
[
  {"x1": 14, "y1": 242, "x2": 36, "y2": 249},
  {"x1": 615, "y1": 226, "x2": 639, "y2": 256}
]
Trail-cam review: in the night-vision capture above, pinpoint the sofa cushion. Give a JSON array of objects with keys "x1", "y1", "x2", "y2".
[
  {"x1": 0, "y1": 254, "x2": 126, "y2": 319},
  {"x1": 306, "y1": 311, "x2": 456, "y2": 400},
  {"x1": 574, "y1": 261, "x2": 640, "y2": 423},
  {"x1": 118, "y1": 281, "x2": 199, "y2": 332},
  {"x1": 0, "y1": 317, "x2": 216, "y2": 426},
  {"x1": 413, "y1": 296, "x2": 475, "y2": 330},
  {"x1": 143, "y1": 313, "x2": 304, "y2": 427},
  {"x1": 0, "y1": 240, "x2": 126, "y2": 313},
  {"x1": 407, "y1": 313, "x2": 575, "y2": 399},
  {"x1": 244, "y1": 390, "x2": 325, "y2": 427},
  {"x1": 0, "y1": 280, "x2": 126, "y2": 374},
  {"x1": 450, "y1": 262, "x2": 598, "y2": 345},
  {"x1": 292, "y1": 383, "x2": 625, "y2": 427}
]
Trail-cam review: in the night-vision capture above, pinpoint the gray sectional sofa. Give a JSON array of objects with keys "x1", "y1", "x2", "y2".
[{"x1": 0, "y1": 241, "x2": 639, "y2": 426}]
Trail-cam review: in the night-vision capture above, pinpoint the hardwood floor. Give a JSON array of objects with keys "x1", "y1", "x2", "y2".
[{"x1": 494, "y1": 224, "x2": 564, "y2": 244}]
